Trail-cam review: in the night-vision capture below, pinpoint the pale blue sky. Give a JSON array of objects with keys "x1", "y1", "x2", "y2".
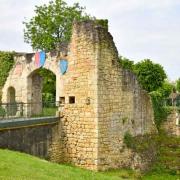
[{"x1": 0, "y1": 0, "x2": 179, "y2": 80}]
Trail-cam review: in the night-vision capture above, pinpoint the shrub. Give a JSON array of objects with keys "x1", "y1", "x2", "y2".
[{"x1": 123, "y1": 131, "x2": 134, "y2": 149}]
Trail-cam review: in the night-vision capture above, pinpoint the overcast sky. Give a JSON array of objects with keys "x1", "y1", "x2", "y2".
[{"x1": 0, "y1": 0, "x2": 179, "y2": 80}]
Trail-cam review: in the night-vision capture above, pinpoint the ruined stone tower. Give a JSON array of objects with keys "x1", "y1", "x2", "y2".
[
  {"x1": 59, "y1": 21, "x2": 155, "y2": 170},
  {"x1": 2, "y1": 20, "x2": 155, "y2": 171}
]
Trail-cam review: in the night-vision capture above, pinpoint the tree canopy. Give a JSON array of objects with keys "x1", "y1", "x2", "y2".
[
  {"x1": 119, "y1": 56, "x2": 134, "y2": 71},
  {"x1": 119, "y1": 57, "x2": 167, "y2": 93},
  {"x1": 133, "y1": 59, "x2": 167, "y2": 92},
  {"x1": 157, "y1": 81, "x2": 174, "y2": 98},
  {"x1": 23, "y1": 0, "x2": 90, "y2": 51}
]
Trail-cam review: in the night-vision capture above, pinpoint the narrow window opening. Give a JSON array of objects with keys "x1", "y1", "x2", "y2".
[
  {"x1": 69, "y1": 96, "x2": 75, "y2": 104},
  {"x1": 112, "y1": 59, "x2": 115, "y2": 65}
]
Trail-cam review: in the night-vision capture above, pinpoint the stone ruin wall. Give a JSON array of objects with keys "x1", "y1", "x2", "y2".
[
  {"x1": 163, "y1": 109, "x2": 179, "y2": 136},
  {"x1": 60, "y1": 22, "x2": 99, "y2": 170},
  {"x1": 1, "y1": 20, "x2": 155, "y2": 171},
  {"x1": 60, "y1": 21, "x2": 155, "y2": 170},
  {"x1": 94, "y1": 24, "x2": 155, "y2": 170}
]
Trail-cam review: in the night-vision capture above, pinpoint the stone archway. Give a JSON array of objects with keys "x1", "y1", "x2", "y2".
[
  {"x1": 2, "y1": 51, "x2": 63, "y2": 106},
  {"x1": 26, "y1": 68, "x2": 57, "y2": 116}
]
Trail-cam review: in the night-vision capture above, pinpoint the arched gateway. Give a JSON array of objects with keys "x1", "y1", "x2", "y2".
[
  {"x1": 2, "y1": 49, "x2": 66, "y2": 116},
  {"x1": 1, "y1": 20, "x2": 155, "y2": 171}
]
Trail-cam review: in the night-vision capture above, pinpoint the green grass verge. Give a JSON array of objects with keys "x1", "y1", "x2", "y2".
[
  {"x1": 31, "y1": 107, "x2": 57, "y2": 117},
  {"x1": 0, "y1": 147, "x2": 179, "y2": 180},
  {"x1": 0, "y1": 149, "x2": 120, "y2": 180}
]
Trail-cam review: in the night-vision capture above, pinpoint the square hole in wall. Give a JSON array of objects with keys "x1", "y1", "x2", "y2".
[
  {"x1": 69, "y1": 96, "x2": 75, "y2": 104},
  {"x1": 112, "y1": 59, "x2": 115, "y2": 65},
  {"x1": 60, "y1": 97, "x2": 65, "y2": 104}
]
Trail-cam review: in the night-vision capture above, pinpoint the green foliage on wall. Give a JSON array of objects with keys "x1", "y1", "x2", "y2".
[
  {"x1": 119, "y1": 57, "x2": 172, "y2": 130},
  {"x1": 95, "y1": 19, "x2": 109, "y2": 30},
  {"x1": 0, "y1": 51, "x2": 15, "y2": 101},
  {"x1": 123, "y1": 131, "x2": 134, "y2": 149},
  {"x1": 124, "y1": 131, "x2": 179, "y2": 176},
  {"x1": 123, "y1": 132, "x2": 158, "y2": 155},
  {"x1": 119, "y1": 56, "x2": 134, "y2": 71},
  {"x1": 150, "y1": 91, "x2": 172, "y2": 131}
]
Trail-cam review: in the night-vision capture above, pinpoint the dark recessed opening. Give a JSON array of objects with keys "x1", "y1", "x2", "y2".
[
  {"x1": 69, "y1": 96, "x2": 75, "y2": 104},
  {"x1": 131, "y1": 119, "x2": 135, "y2": 125},
  {"x1": 112, "y1": 59, "x2": 115, "y2": 65},
  {"x1": 60, "y1": 97, "x2": 65, "y2": 104}
]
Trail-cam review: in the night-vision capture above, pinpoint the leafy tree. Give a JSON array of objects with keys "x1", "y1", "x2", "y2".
[
  {"x1": 134, "y1": 59, "x2": 167, "y2": 92},
  {"x1": 157, "y1": 81, "x2": 174, "y2": 98},
  {"x1": 119, "y1": 56, "x2": 134, "y2": 71},
  {"x1": 176, "y1": 78, "x2": 180, "y2": 92},
  {"x1": 23, "y1": 0, "x2": 90, "y2": 51}
]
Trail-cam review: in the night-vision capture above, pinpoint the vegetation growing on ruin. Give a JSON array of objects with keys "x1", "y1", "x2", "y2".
[
  {"x1": 123, "y1": 131, "x2": 180, "y2": 178},
  {"x1": 123, "y1": 132, "x2": 158, "y2": 154},
  {"x1": 119, "y1": 56, "x2": 134, "y2": 71},
  {"x1": 119, "y1": 57, "x2": 177, "y2": 130},
  {"x1": 0, "y1": 51, "x2": 15, "y2": 101},
  {"x1": 150, "y1": 91, "x2": 172, "y2": 131},
  {"x1": 95, "y1": 19, "x2": 109, "y2": 30}
]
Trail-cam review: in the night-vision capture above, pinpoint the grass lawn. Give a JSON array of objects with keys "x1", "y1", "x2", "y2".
[
  {"x1": 0, "y1": 149, "x2": 120, "y2": 180},
  {"x1": 0, "y1": 149, "x2": 179, "y2": 180}
]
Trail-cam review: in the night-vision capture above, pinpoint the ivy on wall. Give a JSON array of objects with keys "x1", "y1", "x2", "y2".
[
  {"x1": 95, "y1": 19, "x2": 109, "y2": 30},
  {"x1": 150, "y1": 91, "x2": 172, "y2": 131},
  {"x1": 0, "y1": 51, "x2": 15, "y2": 101}
]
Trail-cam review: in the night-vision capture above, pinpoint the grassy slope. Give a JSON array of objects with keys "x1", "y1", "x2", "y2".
[
  {"x1": 0, "y1": 140, "x2": 179, "y2": 180},
  {"x1": 143, "y1": 135, "x2": 180, "y2": 180},
  {"x1": 0, "y1": 149, "x2": 121, "y2": 180}
]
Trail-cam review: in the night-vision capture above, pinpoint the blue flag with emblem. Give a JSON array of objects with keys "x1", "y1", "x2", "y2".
[
  {"x1": 59, "y1": 60, "x2": 68, "y2": 75},
  {"x1": 40, "y1": 51, "x2": 46, "y2": 67}
]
